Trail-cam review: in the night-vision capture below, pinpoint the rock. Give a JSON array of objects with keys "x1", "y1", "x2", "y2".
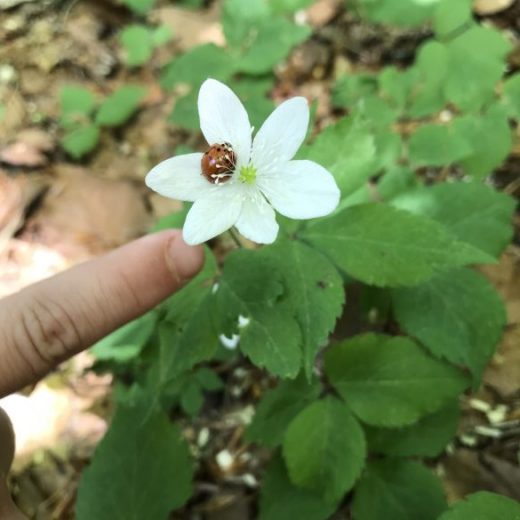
[
  {"x1": 474, "y1": 0, "x2": 515, "y2": 15},
  {"x1": 21, "y1": 166, "x2": 152, "y2": 261},
  {"x1": 0, "y1": 141, "x2": 48, "y2": 167}
]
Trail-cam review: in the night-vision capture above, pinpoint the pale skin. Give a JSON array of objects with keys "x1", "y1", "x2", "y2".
[{"x1": 0, "y1": 230, "x2": 204, "y2": 518}]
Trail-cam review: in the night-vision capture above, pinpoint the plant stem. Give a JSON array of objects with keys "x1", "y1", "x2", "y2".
[{"x1": 228, "y1": 228, "x2": 243, "y2": 248}]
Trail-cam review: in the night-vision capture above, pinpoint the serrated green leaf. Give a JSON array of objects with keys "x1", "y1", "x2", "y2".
[
  {"x1": 352, "y1": 460, "x2": 447, "y2": 520},
  {"x1": 259, "y1": 453, "x2": 336, "y2": 520},
  {"x1": 433, "y1": 0, "x2": 472, "y2": 38},
  {"x1": 95, "y1": 85, "x2": 146, "y2": 127},
  {"x1": 325, "y1": 333, "x2": 470, "y2": 427},
  {"x1": 76, "y1": 405, "x2": 193, "y2": 519},
  {"x1": 217, "y1": 250, "x2": 302, "y2": 378},
  {"x1": 453, "y1": 105, "x2": 512, "y2": 179},
  {"x1": 259, "y1": 241, "x2": 344, "y2": 378},
  {"x1": 120, "y1": 25, "x2": 153, "y2": 67},
  {"x1": 303, "y1": 203, "x2": 493, "y2": 288},
  {"x1": 408, "y1": 123, "x2": 472, "y2": 167},
  {"x1": 237, "y1": 19, "x2": 311, "y2": 75},
  {"x1": 392, "y1": 268, "x2": 506, "y2": 383},
  {"x1": 390, "y1": 182, "x2": 515, "y2": 257},
  {"x1": 92, "y1": 311, "x2": 158, "y2": 362},
  {"x1": 61, "y1": 124, "x2": 100, "y2": 159},
  {"x1": 154, "y1": 248, "x2": 219, "y2": 386},
  {"x1": 408, "y1": 41, "x2": 448, "y2": 117},
  {"x1": 283, "y1": 397, "x2": 366, "y2": 503},
  {"x1": 438, "y1": 492, "x2": 520, "y2": 520},
  {"x1": 161, "y1": 44, "x2": 235, "y2": 90},
  {"x1": 246, "y1": 376, "x2": 321, "y2": 448},
  {"x1": 365, "y1": 402, "x2": 460, "y2": 457},
  {"x1": 301, "y1": 117, "x2": 377, "y2": 197},
  {"x1": 444, "y1": 26, "x2": 511, "y2": 111}
]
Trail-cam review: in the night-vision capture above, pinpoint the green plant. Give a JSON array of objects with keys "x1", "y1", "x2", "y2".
[
  {"x1": 59, "y1": 85, "x2": 146, "y2": 159},
  {"x1": 75, "y1": 0, "x2": 519, "y2": 518}
]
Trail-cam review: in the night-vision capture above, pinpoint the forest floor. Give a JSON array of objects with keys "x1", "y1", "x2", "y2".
[{"x1": 0, "y1": 0, "x2": 519, "y2": 518}]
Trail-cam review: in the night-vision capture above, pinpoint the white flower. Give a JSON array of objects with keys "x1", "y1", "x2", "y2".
[{"x1": 146, "y1": 79, "x2": 340, "y2": 245}]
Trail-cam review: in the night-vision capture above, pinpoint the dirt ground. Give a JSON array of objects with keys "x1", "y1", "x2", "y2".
[{"x1": 0, "y1": 0, "x2": 519, "y2": 518}]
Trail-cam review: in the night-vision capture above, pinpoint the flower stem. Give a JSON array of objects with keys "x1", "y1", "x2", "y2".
[{"x1": 228, "y1": 228, "x2": 243, "y2": 248}]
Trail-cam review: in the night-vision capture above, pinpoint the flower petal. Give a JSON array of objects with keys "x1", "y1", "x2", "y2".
[
  {"x1": 183, "y1": 186, "x2": 242, "y2": 245},
  {"x1": 251, "y1": 97, "x2": 309, "y2": 170},
  {"x1": 145, "y1": 153, "x2": 209, "y2": 202},
  {"x1": 198, "y1": 79, "x2": 252, "y2": 166},
  {"x1": 235, "y1": 191, "x2": 279, "y2": 244},
  {"x1": 258, "y1": 160, "x2": 340, "y2": 219}
]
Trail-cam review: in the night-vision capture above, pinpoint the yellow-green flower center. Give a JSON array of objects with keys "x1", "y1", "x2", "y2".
[{"x1": 239, "y1": 164, "x2": 257, "y2": 184}]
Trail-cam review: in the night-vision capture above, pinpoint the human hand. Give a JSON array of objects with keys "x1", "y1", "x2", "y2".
[{"x1": 0, "y1": 230, "x2": 204, "y2": 517}]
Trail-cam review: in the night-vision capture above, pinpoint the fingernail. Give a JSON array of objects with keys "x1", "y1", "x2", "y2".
[{"x1": 166, "y1": 232, "x2": 205, "y2": 284}]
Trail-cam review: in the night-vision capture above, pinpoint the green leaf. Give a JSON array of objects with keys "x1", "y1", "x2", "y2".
[
  {"x1": 503, "y1": 73, "x2": 520, "y2": 119},
  {"x1": 390, "y1": 182, "x2": 515, "y2": 258},
  {"x1": 408, "y1": 123, "x2": 472, "y2": 167},
  {"x1": 180, "y1": 380, "x2": 204, "y2": 416},
  {"x1": 392, "y1": 268, "x2": 506, "y2": 383},
  {"x1": 222, "y1": 0, "x2": 270, "y2": 48},
  {"x1": 377, "y1": 166, "x2": 419, "y2": 201},
  {"x1": 237, "y1": 19, "x2": 311, "y2": 75},
  {"x1": 91, "y1": 311, "x2": 158, "y2": 362},
  {"x1": 229, "y1": 77, "x2": 275, "y2": 130},
  {"x1": 303, "y1": 203, "x2": 493, "y2": 288},
  {"x1": 433, "y1": 0, "x2": 472, "y2": 38},
  {"x1": 76, "y1": 405, "x2": 193, "y2": 519},
  {"x1": 259, "y1": 453, "x2": 336, "y2": 520},
  {"x1": 444, "y1": 26, "x2": 511, "y2": 111},
  {"x1": 151, "y1": 25, "x2": 172, "y2": 47},
  {"x1": 120, "y1": 25, "x2": 153, "y2": 67},
  {"x1": 408, "y1": 41, "x2": 448, "y2": 117},
  {"x1": 216, "y1": 250, "x2": 302, "y2": 378},
  {"x1": 61, "y1": 124, "x2": 100, "y2": 159},
  {"x1": 365, "y1": 402, "x2": 460, "y2": 457},
  {"x1": 95, "y1": 85, "x2": 146, "y2": 127},
  {"x1": 352, "y1": 460, "x2": 447, "y2": 520},
  {"x1": 283, "y1": 397, "x2": 366, "y2": 503},
  {"x1": 159, "y1": 249, "x2": 219, "y2": 382},
  {"x1": 332, "y1": 74, "x2": 378, "y2": 108},
  {"x1": 267, "y1": 0, "x2": 314, "y2": 13},
  {"x1": 122, "y1": 0, "x2": 155, "y2": 15},
  {"x1": 453, "y1": 105, "x2": 512, "y2": 179},
  {"x1": 246, "y1": 376, "x2": 321, "y2": 448},
  {"x1": 169, "y1": 91, "x2": 199, "y2": 130},
  {"x1": 356, "y1": 0, "x2": 438, "y2": 27},
  {"x1": 438, "y1": 492, "x2": 520, "y2": 520},
  {"x1": 260, "y1": 241, "x2": 344, "y2": 378},
  {"x1": 324, "y1": 333, "x2": 470, "y2": 427},
  {"x1": 194, "y1": 367, "x2": 224, "y2": 391},
  {"x1": 60, "y1": 85, "x2": 96, "y2": 129},
  {"x1": 301, "y1": 116, "x2": 377, "y2": 198},
  {"x1": 161, "y1": 44, "x2": 235, "y2": 90}
]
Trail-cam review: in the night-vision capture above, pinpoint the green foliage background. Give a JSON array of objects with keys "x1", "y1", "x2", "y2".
[{"x1": 65, "y1": 0, "x2": 520, "y2": 518}]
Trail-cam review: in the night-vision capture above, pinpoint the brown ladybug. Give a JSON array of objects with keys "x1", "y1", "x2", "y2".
[{"x1": 201, "y1": 143, "x2": 236, "y2": 184}]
